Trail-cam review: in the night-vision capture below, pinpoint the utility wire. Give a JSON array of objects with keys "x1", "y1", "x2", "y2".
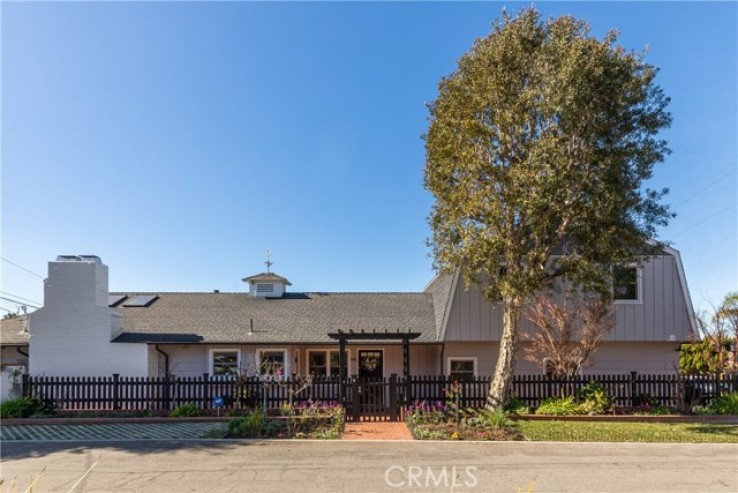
[
  {"x1": 1, "y1": 257, "x2": 44, "y2": 279},
  {"x1": 671, "y1": 203, "x2": 737, "y2": 239},
  {"x1": 674, "y1": 168, "x2": 737, "y2": 209},
  {"x1": 0, "y1": 296, "x2": 40, "y2": 309},
  {"x1": 0, "y1": 291, "x2": 41, "y2": 305}
]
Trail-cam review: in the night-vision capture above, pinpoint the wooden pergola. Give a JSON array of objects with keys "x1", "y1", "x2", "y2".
[{"x1": 327, "y1": 329, "x2": 421, "y2": 403}]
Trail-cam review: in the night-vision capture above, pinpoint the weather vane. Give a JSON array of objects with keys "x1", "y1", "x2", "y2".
[{"x1": 265, "y1": 249, "x2": 273, "y2": 273}]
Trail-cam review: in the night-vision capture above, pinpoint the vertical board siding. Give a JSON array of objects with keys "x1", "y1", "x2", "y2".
[{"x1": 444, "y1": 255, "x2": 691, "y2": 343}]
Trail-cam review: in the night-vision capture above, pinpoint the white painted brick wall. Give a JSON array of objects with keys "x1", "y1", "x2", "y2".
[{"x1": 28, "y1": 259, "x2": 149, "y2": 377}]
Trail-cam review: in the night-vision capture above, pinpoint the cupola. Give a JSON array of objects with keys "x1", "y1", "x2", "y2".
[
  {"x1": 242, "y1": 272, "x2": 292, "y2": 298},
  {"x1": 242, "y1": 251, "x2": 292, "y2": 298}
]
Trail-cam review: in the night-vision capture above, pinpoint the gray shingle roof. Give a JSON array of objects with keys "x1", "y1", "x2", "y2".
[
  {"x1": 112, "y1": 291, "x2": 439, "y2": 344},
  {"x1": 0, "y1": 317, "x2": 29, "y2": 346}
]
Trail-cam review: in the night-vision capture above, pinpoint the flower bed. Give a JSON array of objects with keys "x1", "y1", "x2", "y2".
[
  {"x1": 406, "y1": 400, "x2": 523, "y2": 441},
  {"x1": 227, "y1": 401, "x2": 344, "y2": 439}
]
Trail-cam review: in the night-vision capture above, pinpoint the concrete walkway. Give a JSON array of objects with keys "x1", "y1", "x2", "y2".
[
  {"x1": 0, "y1": 422, "x2": 227, "y2": 441},
  {"x1": 342, "y1": 421, "x2": 413, "y2": 440}
]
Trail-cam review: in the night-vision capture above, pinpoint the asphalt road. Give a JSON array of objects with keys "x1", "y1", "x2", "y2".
[{"x1": 1, "y1": 440, "x2": 736, "y2": 493}]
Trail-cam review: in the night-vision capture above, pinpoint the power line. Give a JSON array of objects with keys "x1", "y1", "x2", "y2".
[
  {"x1": 0, "y1": 291, "x2": 41, "y2": 305},
  {"x1": 1, "y1": 257, "x2": 44, "y2": 279},
  {"x1": 671, "y1": 203, "x2": 737, "y2": 239},
  {"x1": 0, "y1": 296, "x2": 40, "y2": 309},
  {"x1": 674, "y1": 168, "x2": 737, "y2": 209}
]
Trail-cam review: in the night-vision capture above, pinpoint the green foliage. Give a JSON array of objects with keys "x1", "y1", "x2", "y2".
[
  {"x1": 279, "y1": 401, "x2": 291, "y2": 416},
  {"x1": 0, "y1": 396, "x2": 53, "y2": 419},
  {"x1": 425, "y1": 6, "x2": 672, "y2": 299},
  {"x1": 709, "y1": 392, "x2": 738, "y2": 415},
  {"x1": 229, "y1": 408, "x2": 266, "y2": 436},
  {"x1": 484, "y1": 409, "x2": 516, "y2": 428},
  {"x1": 535, "y1": 396, "x2": 580, "y2": 416},
  {"x1": 504, "y1": 396, "x2": 531, "y2": 415},
  {"x1": 228, "y1": 403, "x2": 344, "y2": 439},
  {"x1": 170, "y1": 403, "x2": 201, "y2": 417},
  {"x1": 679, "y1": 339, "x2": 732, "y2": 374},
  {"x1": 406, "y1": 402, "x2": 523, "y2": 440},
  {"x1": 424, "y1": 6, "x2": 672, "y2": 409},
  {"x1": 576, "y1": 381, "x2": 613, "y2": 415}
]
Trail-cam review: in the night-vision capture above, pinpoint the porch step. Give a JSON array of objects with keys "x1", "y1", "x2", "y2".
[{"x1": 342, "y1": 422, "x2": 413, "y2": 441}]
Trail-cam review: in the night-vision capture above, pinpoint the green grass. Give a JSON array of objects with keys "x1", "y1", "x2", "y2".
[{"x1": 517, "y1": 420, "x2": 738, "y2": 443}]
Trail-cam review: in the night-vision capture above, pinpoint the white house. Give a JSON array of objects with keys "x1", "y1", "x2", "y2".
[{"x1": 0, "y1": 250, "x2": 695, "y2": 385}]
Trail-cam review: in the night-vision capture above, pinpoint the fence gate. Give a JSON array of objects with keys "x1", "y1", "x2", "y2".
[{"x1": 349, "y1": 376, "x2": 401, "y2": 422}]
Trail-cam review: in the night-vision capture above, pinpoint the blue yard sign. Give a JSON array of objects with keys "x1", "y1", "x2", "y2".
[{"x1": 213, "y1": 396, "x2": 224, "y2": 408}]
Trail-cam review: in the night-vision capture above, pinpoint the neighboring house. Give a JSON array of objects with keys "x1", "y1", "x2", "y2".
[
  {"x1": 0, "y1": 316, "x2": 30, "y2": 401},
  {"x1": 17, "y1": 251, "x2": 695, "y2": 381}
]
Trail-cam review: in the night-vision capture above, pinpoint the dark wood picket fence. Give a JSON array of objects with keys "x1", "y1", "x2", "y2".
[
  {"x1": 411, "y1": 372, "x2": 738, "y2": 408},
  {"x1": 22, "y1": 374, "x2": 343, "y2": 412},
  {"x1": 22, "y1": 372, "x2": 738, "y2": 417}
]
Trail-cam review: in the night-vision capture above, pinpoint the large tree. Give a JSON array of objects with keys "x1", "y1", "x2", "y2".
[{"x1": 424, "y1": 8, "x2": 672, "y2": 409}]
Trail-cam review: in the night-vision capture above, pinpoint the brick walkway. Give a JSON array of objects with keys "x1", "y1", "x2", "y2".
[
  {"x1": 342, "y1": 421, "x2": 413, "y2": 440},
  {"x1": 0, "y1": 422, "x2": 228, "y2": 441}
]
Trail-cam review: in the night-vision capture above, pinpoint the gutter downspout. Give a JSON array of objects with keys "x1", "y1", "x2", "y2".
[
  {"x1": 17, "y1": 346, "x2": 29, "y2": 358},
  {"x1": 439, "y1": 344, "x2": 445, "y2": 375},
  {"x1": 155, "y1": 344, "x2": 172, "y2": 411},
  {"x1": 154, "y1": 344, "x2": 170, "y2": 377}
]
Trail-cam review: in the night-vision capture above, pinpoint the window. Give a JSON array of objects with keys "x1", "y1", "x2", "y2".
[
  {"x1": 308, "y1": 350, "x2": 340, "y2": 377},
  {"x1": 308, "y1": 351, "x2": 327, "y2": 376},
  {"x1": 613, "y1": 265, "x2": 640, "y2": 302},
  {"x1": 447, "y1": 358, "x2": 476, "y2": 381},
  {"x1": 259, "y1": 350, "x2": 285, "y2": 377},
  {"x1": 211, "y1": 350, "x2": 240, "y2": 377}
]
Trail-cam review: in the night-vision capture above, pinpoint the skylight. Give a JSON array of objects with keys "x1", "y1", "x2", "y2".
[
  {"x1": 108, "y1": 295, "x2": 127, "y2": 307},
  {"x1": 122, "y1": 295, "x2": 159, "y2": 307}
]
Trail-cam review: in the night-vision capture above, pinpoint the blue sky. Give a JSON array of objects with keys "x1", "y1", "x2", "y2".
[{"x1": 1, "y1": 2, "x2": 736, "y2": 316}]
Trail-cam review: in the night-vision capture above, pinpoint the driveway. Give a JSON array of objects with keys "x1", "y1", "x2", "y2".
[{"x1": 1, "y1": 440, "x2": 736, "y2": 493}]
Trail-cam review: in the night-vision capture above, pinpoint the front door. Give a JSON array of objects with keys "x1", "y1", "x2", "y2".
[{"x1": 358, "y1": 350, "x2": 384, "y2": 415}]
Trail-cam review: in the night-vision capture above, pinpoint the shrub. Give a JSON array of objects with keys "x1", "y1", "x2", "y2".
[
  {"x1": 576, "y1": 381, "x2": 613, "y2": 415},
  {"x1": 535, "y1": 396, "x2": 580, "y2": 416},
  {"x1": 484, "y1": 409, "x2": 516, "y2": 428},
  {"x1": 709, "y1": 392, "x2": 738, "y2": 415},
  {"x1": 229, "y1": 408, "x2": 266, "y2": 437},
  {"x1": 0, "y1": 396, "x2": 53, "y2": 419},
  {"x1": 170, "y1": 403, "x2": 201, "y2": 417},
  {"x1": 504, "y1": 396, "x2": 530, "y2": 415}
]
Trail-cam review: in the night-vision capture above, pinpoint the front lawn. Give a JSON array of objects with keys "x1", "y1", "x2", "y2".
[
  {"x1": 406, "y1": 399, "x2": 738, "y2": 443},
  {"x1": 517, "y1": 420, "x2": 738, "y2": 443}
]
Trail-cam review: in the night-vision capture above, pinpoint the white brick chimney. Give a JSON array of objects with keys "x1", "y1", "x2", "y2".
[{"x1": 28, "y1": 255, "x2": 148, "y2": 377}]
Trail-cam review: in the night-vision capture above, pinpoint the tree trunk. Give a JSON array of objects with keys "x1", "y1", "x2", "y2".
[{"x1": 487, "y1": 297, "x2": 522, "y2": 410}]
